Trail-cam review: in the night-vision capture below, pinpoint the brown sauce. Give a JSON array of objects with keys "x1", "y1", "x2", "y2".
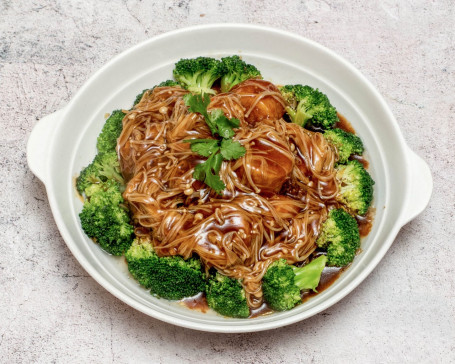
[
  {"x1": 359, "y1": 223, "x2": 372, "y2": 237},
  {"x1": 250, "y1": 303, "x2": 274, "y2": 318},
  {"x1": 351, "y1": 154, "x2": 369, "y2": 169},
  {"x1": 302, "y1": 265, "x2": 344, "y2": 303},
  {"x1": 181, "y1": 292, "x2": 209, "y2": 313},
  {"x1": 356, "y1": 208, "x2": 375, "y2": 237},
  {"x1": 335, "y1": 112, "x2": 356, "y2": 134}
]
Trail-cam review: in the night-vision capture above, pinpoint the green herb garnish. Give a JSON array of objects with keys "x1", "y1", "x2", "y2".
[{"x1": 183, "y1": 93, "x2": 246, "y2": 194}]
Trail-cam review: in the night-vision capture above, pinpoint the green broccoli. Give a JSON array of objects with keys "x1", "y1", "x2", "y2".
[
  {"x1": 335, "y1": 160, "x2": 375, "y2": 215},
  {"x1": 125, "y1": 239, "x2": 206, "y2": 300},
  {"x1": 324, "y1": 128, "x2": 364, "y2": 164},
  {"x1": 206, "y1": 273, "x2": 249, "y2": 318},
  {"x1": 262, "y1": 256, "x2": 327, "y2": 311},
  {"x1": 79, "y1": 180, "x2": 134, "y2": 256},
  {"x1": 76, "y1": 150, "x2": 124, "y2": 195},
  {"x1": 158, "y1": 79, "x2": 179, "y2": 87},
  {"x1": 280, "y1": 84, "x2": 338, "y2": 130},
  {"x1": 133, "y1": 80, "x2": 180, "y2": 106},
  {"x1": 96, "y1": 110, "x2": 125, "y2": 154},
  {"x1": 219, "y1": 55, "x2": 262, "y2": 92},
  {"x1": 173, "y1": 57, "x2": 222, "y2": 95},
  {"x1": 316, "y1": 209, "x2": 360, "y2": 267},
  {"x1": 124, "y1": 238, "x2": 157, "y2": 288}
]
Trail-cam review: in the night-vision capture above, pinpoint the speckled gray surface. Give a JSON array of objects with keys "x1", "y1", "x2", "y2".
[{"x1": 1, "y1": 0, "x2": 454, "y2": 363}]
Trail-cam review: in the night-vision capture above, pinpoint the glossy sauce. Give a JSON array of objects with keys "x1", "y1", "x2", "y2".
[
  {"x1": 181, "y1": 292, "x2": 209, "y2": 313},
  {"x1": 351, "y1": 154, "x2": 369, "y2": 169},
  {"x1": 356, "y1": 208, "x2": 375, "y2": 237},
  {"x1": 302, "y1": 265, "x2": 344, "y2": 303},
  {"x1": 250, "y1": 303, "x2": 274, "y2": 318},
  {"x1": 335, "y1": 112, "x2": 356, "y2": 134}
]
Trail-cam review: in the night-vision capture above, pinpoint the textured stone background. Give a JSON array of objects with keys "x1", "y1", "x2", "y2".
[{"x1": 1, "y1": 0, "x2": 454, "y2": 363}]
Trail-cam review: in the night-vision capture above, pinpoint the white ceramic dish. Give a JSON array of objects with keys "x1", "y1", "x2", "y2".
[{"x1": 27, "y1": 24, "x2": 432, "y2": 333}]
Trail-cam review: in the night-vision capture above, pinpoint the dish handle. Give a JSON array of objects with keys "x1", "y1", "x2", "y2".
[
  {"x1": 27, "y1": 108, "x2": 66, "y2": 185},
  {"x1": 400, "y1": 148, "x2": 433, "y2": 225}
]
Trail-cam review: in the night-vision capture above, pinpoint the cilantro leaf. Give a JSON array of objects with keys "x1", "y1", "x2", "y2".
[
  {"x1": 182, "y1": 92, "x2": 244, "y2": 194},
  {"x1": 183, "y1": 93, "x2": 211, "y2": 120},
  {"x1": 184, "y1": 139, "x2": 220, "y2": 157},
  {"x1": 220, "y1": 139, "x2": 246, "y2": 160},
  {"x1": 183, "y1": 95, "x2": 240, "y2": 139},
  {"x1": 193, "y1": 162, "x2": 206, "y2": 181},
  {"x1": 193, "y1": 152, "x2": 226, "y2": 194},
  {"x1": 210, "y1": 110, "x2": 240, "y2": 139},
  {"x1": 228, "y1": 117, "x2": 240, "y2": 128}
]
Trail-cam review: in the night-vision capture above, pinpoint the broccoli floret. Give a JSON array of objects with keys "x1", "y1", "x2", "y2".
[
  {"x1": 219, "y1": 55, "x2": 262, "y2": 93},
  {"x1": 79, "y1": 180, "x2": 134, "y2": 256},
  {"x1": 146, "y1": 255, "x2": 206, "y2": 300},
  {"x1": 133, "y1": 80, "x2": 181, "y2": 106},
  {"x1": 125, "y1": 238, "x2": 159, "y2": 288},
  {"x1": 335, "y1": 160, "x2": 375, "y2": 215},
  {"x1": 316, "y1": 209, "x2": 360, "y2": 267},
  {"x1": 262, "y1": 256, "x2": 327, "y2": 311},
  {"x1": 280, "y1": 84, "x2": 338, "y2": 130},
  {"x1": 173, "y1": 57, "x2": 222, "y2": 95},
  {"x1": 158, "y1": 79, "x2": 179, "y2": 87},
  {"x1": 78, "y1": 110, "x2": 125, "y2": 193},
  {"x1": 324, "y1": 128, "x2": 364, "y2": 164},
  {"x1": 125, "y1": 239, "x2": 206, "y2": 300},
  {"x1": 206, "y1": 273, "x2": 249, "y2": 318},
  {"x1": 76, "y1": 150, "x2": 124, "y2": 195},
  {"x1": 84, "y1": 176, "x2": 124, "y2": 203},
  {"x1": 96, "y1": 110, "x2": 125, "y2": 154}
]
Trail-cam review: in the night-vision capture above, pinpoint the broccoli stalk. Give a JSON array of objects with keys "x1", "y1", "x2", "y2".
[
  {"x1": 173, "y1": 57, "x2": 222, "y2": 95},
  {"x1": 335, "y1": 160, "x2": 375, "y2": 215},
  {"x1": 262, "y1": 256, "x2": 327, "y2": 311},
  {"x1": 324, "y1": 128, "x2": 364, "y2": 164},
  {"x1": 79, "y1": 180, "x2": 134, "y2": 256},
  {"x1": 280, "y1": 84, "x2": 338, "y2": 130},
  {"x1": 206, "y1": 273, "x2": 250, "y2": 318},
  {"x1": 316, "y1": 208, "x2": 360, "y2": 267},
  {"x1": 125, "y1": 239, "x2": 206, "y2": 300},
  {"x1": 219, "y1": 55, "x2": 262, "y2": 93}
]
